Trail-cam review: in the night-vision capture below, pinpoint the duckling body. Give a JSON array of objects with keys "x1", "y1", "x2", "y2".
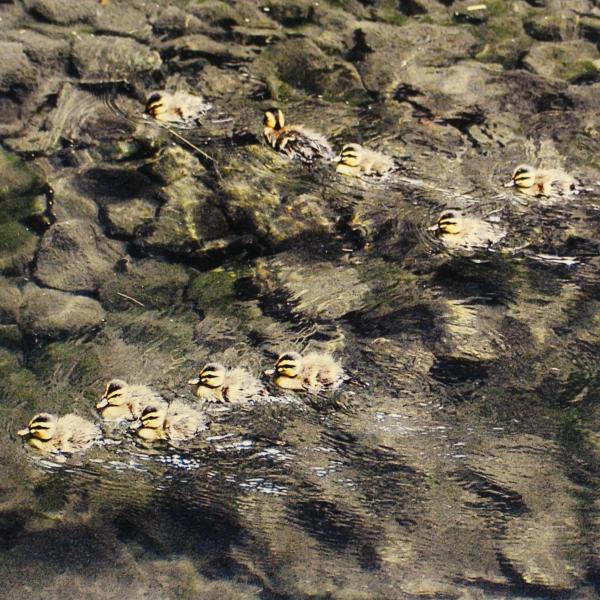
[
  {"x1": 18, "y1": 413, "x2": 100, "y2": 454},
  {"x1": 269, "y1": 351, "x2": 345, "y2": 393},
  {"x1": 96, "y1": 379, "x2": 165, "y2": 421},
  {"x1": 188, "y1": 363, "x2": 263, "y2": 404},
  {"x1": 135, "y1": 400, "x2": 207, "y2": 443},
  {"x1": 429, "y1": 210, "x2": 506, "y2": 251},
  {"x1": 336, "y1": 143, "x2": 396, "y2": 177},
  {"x1": 505, "y1": 164, "x2": 578, "y2": 197},
  {"x1": 263, "y1": 109, "x2": 335, "y2": 164},
  {"x1": 145, "y1": 91, "x2": 212, "y2": 128}
]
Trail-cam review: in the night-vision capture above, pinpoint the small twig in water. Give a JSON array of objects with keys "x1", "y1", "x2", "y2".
[{"x1": 117, "y1": 292, "x2": 145, "y2": 307}]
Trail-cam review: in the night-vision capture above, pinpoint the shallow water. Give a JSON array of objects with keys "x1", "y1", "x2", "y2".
[{"x1": 2, "y1": 0, "x2": 600, "y2": 598}]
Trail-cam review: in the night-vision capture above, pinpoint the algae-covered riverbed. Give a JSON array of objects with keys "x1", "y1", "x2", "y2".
[{"x1": 1, "y1": 0, "x2": 600, "y2": 598}]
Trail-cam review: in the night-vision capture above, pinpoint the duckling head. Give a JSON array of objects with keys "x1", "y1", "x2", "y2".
[
  {"x1": 17, "y1": 413, "x2": 57, "y2": 448},
  {"x1": 274, "y1": 351, "x2": 303, "y2": 378},
  {"x1": 429, "y1": 210, "x2": 464, "y2": 236},
  {"x1": 338, "y1": 144, "x2": 362, "y2": 168},
  {"x1": 145, "y1": 93, "x2": 164, "y2": 118},
  {"x1": 96, "y1": 379, "x2": 129, "y2": 413},
  {"x1": 136, "y1": 404, "x2": 167, "y2": 441},
  {"x1": 188, "y1": 363, "x2": 226, "y2": 390},
  {"x1": 506, "y1": 164, "x2": 536, "y2": 190},
  {"x1": 264, "y1": 108, "x2": 285, "y2": 130}
]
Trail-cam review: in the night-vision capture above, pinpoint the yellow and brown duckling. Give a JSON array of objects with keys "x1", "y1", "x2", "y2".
[
  {"x1": 17, "y1": 413, "x2": 100, "y2": 454},
  {"x1": 96, "y1": 379, "x2": 165, "y2": 422},
  {"x1": 188, "y1": 362, "x2": 263, "y2": 404},
  {"x1": 428, "y1": 209, "x2": 506, "y2": 250},
  {"x1": 145, "y1": 91, "x2": 212, "y2": 128},
  {"x1": 263, "y1": 108, "x2": 335, "y2": 164},
  {"x1": 133, "y1": 400, "x2": 207, "y2": 443},
  {"x1": 266, "y1": 351, "x2": 345, "y2": 393},
  {"x1": 504, "y1": 164, "x2": 578, "y2": 197},
  {"x1": 336, "y1": 143, "x2": 396, "y2": 177}
]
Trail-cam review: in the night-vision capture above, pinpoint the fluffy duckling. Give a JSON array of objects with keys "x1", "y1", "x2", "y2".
[
  {"x1": 188, "y1": 362, "x2": 263, "y2": 404},
  {"x1": 134, "y1": 400, "x2": 207, "y2": 443},
  {"x1": 17, "y1": 413, "x2": 100, "y2": 454},
  {"x1": 428, "y1": 209, "x2": 506, "y2": 250},
  {"x1": 267, "y1": 351, "x2": 345, "y2": 393},
  {"x1": 504, "y1": 164, "x2": 578, "y2": 197},
  {"x1": 263, "y1": 108, "x2": 335, "y2": 164},
  {"x1": 336, "y1": 143, "x2": 396, "y2": 177},
  {"x1": 145, "y1": 91, "x2": 212, "y2": 128},
  {"x1": 96, "y1": 379, "x2": 165, "y2": 422}
]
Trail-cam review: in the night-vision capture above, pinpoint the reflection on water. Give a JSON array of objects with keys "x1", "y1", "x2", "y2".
[{"x1": 2, "y1": 3, "x2": 600, "y2": 599}]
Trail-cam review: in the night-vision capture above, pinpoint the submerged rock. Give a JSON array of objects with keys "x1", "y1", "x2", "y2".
[
  {"x1": 0, "y1": 149, "x2": 42, "y2": 274},
  {"x1": 0, "y1": 42, "x2": 37, "y2": 93},
  {"x1": 23, "y1": 0, "x2": 97, "y2": 25},
  {"x1": 349, "y1": 21, "x2": 477, "y2": 96},
  {"x1": 72, "y1": 36, "x2": 161, "y2": 82},
  {"x1": 135, "y1": 177, "x2": 230, "y2": 257},
  {"x1": 19, "y1": 283, "x2": 105, "y2": 338},
  {"x1": 35, "y1": 220, "x2": 124, "y2": 293},
  {"x1": 523, "y1": 40, "x2": 600, "y2": 83},
  {"x1": 98, "y1": 258, "x2": 189, "y2": 311}
]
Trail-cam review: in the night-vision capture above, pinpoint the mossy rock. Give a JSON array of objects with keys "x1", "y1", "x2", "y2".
[
  {"x1": 28, "y1": 340, "x2": 103, "y2": 392},
  {"x1": 186, "y1": 266, "x2": 250, "y2": 314},
  {"x1": 0, "y1": 349, "x2": 44, "y2": 409},
  {"x1": 0, "y1": 148, "x2": 41, "y2": 202},
  {"x1": 473, "y1": 17, "x2": 533, "y2": 69},
  {"x1": 98, "y1": 259, "x2": 189, "y2": 311},
  {"x1": 259, "y1": 38, "x2": 366, "y2": 101},
  {"x1": 0, "y1": 222, "x2": 38, "y2": 274},
  {"x1": 523, "y1": 41, "x2": 600, "y2": 83},
  {"x1": 107, "y1": 309, "x2": 197, "y2": 355}
]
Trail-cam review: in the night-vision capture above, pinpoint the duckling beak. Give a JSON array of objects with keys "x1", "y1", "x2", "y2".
[
  {"x1": 503, "y1": 180, "x2": 515, "y2": 188},
  {"x1": 96, "y1": 398, "x2": 108, "y2": 409},
  {"x1": 263, "y1": 368, "x2": 275, "y2": 376},
  {"x1": 187, "y1": 377, "x2": 200, "y2": 386},
  {"x1": 427, "y1": 224, "x2": 440, "y2": 232},
  {"x1": 17, "y1": 428, "x2": 29, "y2": 437}
]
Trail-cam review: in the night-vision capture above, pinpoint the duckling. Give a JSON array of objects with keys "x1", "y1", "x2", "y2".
[
  {"x1": 267, "y1": 351, "x2": 345, "y2": 393},
  {"x1": 263, "y1": 108, "x2": 335, "y2": 164},
  {"x1": 188, "y1": 362, "x2": 263, "y2": 404},
  {"x1": 336, "y1": 143, "x2": 396, "y2": 177},
  {"x1": 504, "y1": 164, "x2": 578, "y2": 197},
  {"x1": 96, "y1": 379, "x2": 165, "y2": 421},
  {"x1": 17, "y1": 413, "x2": 100, "y2": 454},
  {"x1": 134, "y1": 400, "x2": 207, "y2": 443},
  {"x1": 145, "y1": 91, "x2": 212, "y2": 128},
  {"x1": 428, "y1": 209, "x2": 506, "y2": 250}
]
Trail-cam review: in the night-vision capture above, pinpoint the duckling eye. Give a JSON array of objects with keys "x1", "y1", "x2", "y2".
[
  {"x1": 104, "y1": 382, "x2": 123, "y2": 397},
  {"x1": 341, "y1": 144, "x2": 359, "y2": 156},
  {"x1": 30, "y1": 423, "x2": 51, "y2": 431},
  {"x1": 141, "y1": 407, "x2": 160, "y2": 421},
  {"x1": 276, "y1": 360, "x2": 297, "y2": 372}
]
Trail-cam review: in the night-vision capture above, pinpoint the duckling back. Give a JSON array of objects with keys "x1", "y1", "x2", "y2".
[
  {"x1": 56, "y1": 414, "x2": 101, "y2": 453},
  {"x1": 276, "y1": 125, "x2": 335, "y2": 164},
  {"x1": 302, "y1": 352, "x2": 344, "y2": 391},
  {"x1": 538, "y1": 168, "x2": 578, "y2": 197},
  {"x1": 164, "y1": 400, "x2": 207, "y2": 442},
  {"x1": 222, "y1": 368, "x2": 263, "y2": 403}
]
